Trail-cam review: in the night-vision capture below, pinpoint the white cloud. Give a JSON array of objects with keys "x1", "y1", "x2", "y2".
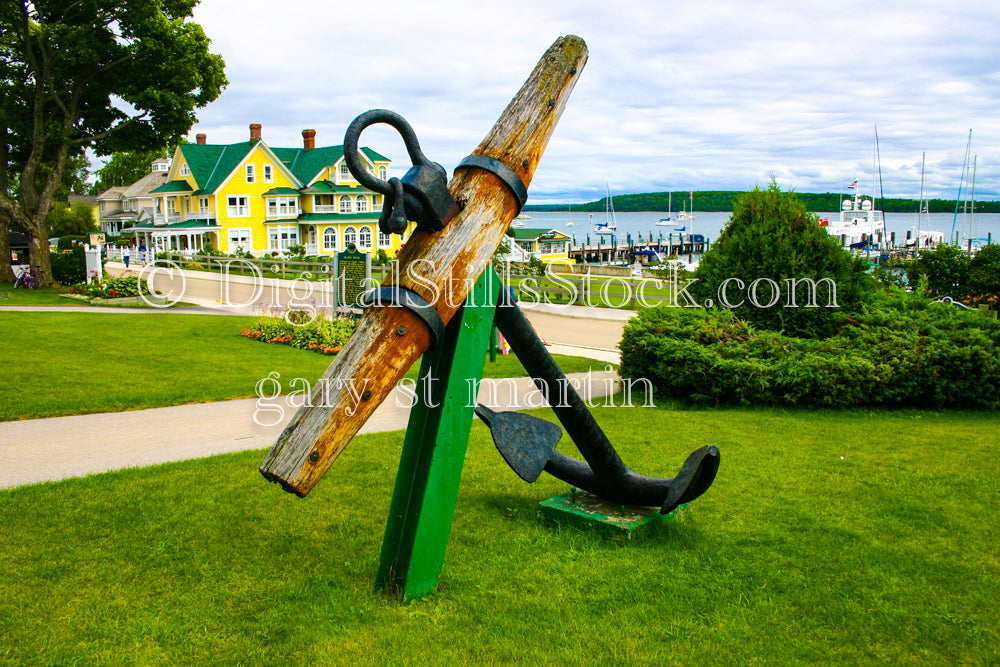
[{"x1": 187, "y1": 0, "x2": 1000, "y2": 202}]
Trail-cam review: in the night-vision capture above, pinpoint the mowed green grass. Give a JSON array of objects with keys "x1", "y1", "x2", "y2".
[
  {"x1": 1, "y1": 407, "x2": 997, "y2": 664},
  {"x1": 0, "y1": 311, "x2": 608, "y2": 421}
]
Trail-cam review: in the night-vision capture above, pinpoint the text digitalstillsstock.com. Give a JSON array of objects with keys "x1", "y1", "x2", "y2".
[{"x1": 136, "y1": 258, "x2": 841, "y2": 318}]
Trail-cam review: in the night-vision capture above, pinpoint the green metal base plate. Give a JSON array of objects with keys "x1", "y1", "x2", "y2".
[{"x1": 538, "y1": 489, "x2": 689, "y2": 538}]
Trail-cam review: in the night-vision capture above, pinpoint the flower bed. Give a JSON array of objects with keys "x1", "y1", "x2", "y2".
[{"x1": 240, "y1": 303, "x2": 356, "y2": 355}]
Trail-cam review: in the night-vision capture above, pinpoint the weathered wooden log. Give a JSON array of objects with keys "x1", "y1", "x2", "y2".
[{"x1": 259, "y1": 36, "x2": 588, "y2": 496}]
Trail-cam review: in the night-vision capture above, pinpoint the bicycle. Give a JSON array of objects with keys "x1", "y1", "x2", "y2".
[{"x1": 13, "y1": 266, "x2": 41, "y2": 290}]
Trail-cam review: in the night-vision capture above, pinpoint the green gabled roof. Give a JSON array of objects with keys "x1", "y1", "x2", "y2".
[
  {"x1": 261, "y1": 186, "x2": 300, "y2": 196},
  {"x1": 149, "y1": 180, "x2": 194, "y2": 194},
  {"x1": 510, "y1": 227, "x2": 569, "y2": 240},
  {"x1": 179, "y1": 141, "x2": 255, "y2": 194},
  {"x1": 177, "y1": 140, "x2": 390, "y2": 194},
  {"x1": 298, "y1": 212, "x2": 382, "y2": 222}
]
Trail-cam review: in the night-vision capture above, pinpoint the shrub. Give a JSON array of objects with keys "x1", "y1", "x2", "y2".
[
  {"x1": 620, "y1": 292, "x2": 1000, "y2": 409},
  {"x1": 691, "y1": 183, "x2": 871, "y2": 338},
  {"x1": 905, "y1": 244, "x2": 970, "y2": 298},
  {"x1": 50, "y1": 246, "x2": 87, "y2": 284},
  {"x1": 967, "y1": 244, "x2": 1000, "y2": 304}
]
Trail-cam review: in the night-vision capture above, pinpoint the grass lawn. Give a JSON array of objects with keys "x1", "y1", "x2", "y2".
[
  {"x1": 0, "y1": 282, "x2": 83, "y2": 306},
  {"x1": 0, "y1": 311, "x2": 608, "y2": 421},
  {"x1": 1, "y1": 406, "x2": 997, "y2": 664}
]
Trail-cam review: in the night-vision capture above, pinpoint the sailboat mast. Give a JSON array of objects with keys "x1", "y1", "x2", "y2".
[
  {"x1": 969, "y1": 154, "x2": 977, "y2": 246},
  {"x1": 916, "y1": 151, "x2": 925, "y2": 251},
  {"x1": 951, "y1": 129, "x2": 972, "y2": 245}
]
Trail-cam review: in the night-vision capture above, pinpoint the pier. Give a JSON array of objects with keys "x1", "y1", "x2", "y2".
[{"x1": 567, "y1": 234, "x2": 707, "y2": 264}]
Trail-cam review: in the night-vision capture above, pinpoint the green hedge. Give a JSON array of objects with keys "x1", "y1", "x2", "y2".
[
  {"x1": 50, "y1": 245, "x2": 87, "y2": 284},
  {"x1": 620, "y1": 293, "x2": 1000, "y2": 409}
]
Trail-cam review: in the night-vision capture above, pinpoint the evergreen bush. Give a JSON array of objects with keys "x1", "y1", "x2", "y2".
[
  {"x1": 620, "y1": 291, "x2": 1000, "y2": 409},
  {"x1": 691, "y1": 183, "x2": 871, "y2": 338}
]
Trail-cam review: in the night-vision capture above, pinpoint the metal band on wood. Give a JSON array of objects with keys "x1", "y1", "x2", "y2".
[
  {"x1": 362, "y1": 286, "x2": 446, "y2": 348},
  {"x1": 456, "y1": 154, "x2": 529, "y2": 214}
]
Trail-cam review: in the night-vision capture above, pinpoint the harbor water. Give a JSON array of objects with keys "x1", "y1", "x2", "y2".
[{"x1": 522, "y1": 210, "x2": 1000, "y2": 249}]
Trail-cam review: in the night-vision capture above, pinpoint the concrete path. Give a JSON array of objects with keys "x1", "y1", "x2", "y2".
[{"x1": 0, "y1": 370, "x2": 619, "y2": 490}]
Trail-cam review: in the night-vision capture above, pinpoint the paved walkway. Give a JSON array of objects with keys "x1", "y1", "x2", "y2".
[{"x1": 1, "y1": 293, "x2": 630, "y2": 490}]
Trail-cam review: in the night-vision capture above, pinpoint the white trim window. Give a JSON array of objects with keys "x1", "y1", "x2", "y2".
[
  {"x1": 355, "y1": 195, "x2": 368, "y2": 213},
  {"x1": 227, "y1": 195, "x2": 250, "y2": 217},
  {"x1": 373, "y1": 194, "x2": 383, "y2": 212},
  {"x1": 266, "y1": 196, "x2": 299, "y2": 218},
  {"x1": 322, "y1": 227, "x2": 338, "y2": 251},
  {"x1": 179, "y1": 164, "x2": 191, "y2": 177},
  {"x1": 378, "y1": 229, "x2": 392, "y2": 249},
  {"x1": 358, "y1": 225, "x2": 373, "y2": 250},
  {"x1": 263, "y1": 164, "x2": 273, "y2": 184},
  {"x1": 339, "y1": 195, "x2": 352, "y2": 214},
  {"x1": 268, "y1": 224, "x2": 299, "y2": 251},
  {"x1": 344, "y1": 226, "x2": 357, "y2": 248},
  {"x1": 198, "y1": 197, "x2": 210, "y2": 214},
  {"x1": 229, "y1": 228, "x2": 252, "y2": 253},
  {"x1": 246, "y1": 163, "x2": 255, "y2": 184},
  {"x1": 378, "y1": 165, "x2": 387, "y2": 180},
  {"x1": 339, "y1": 162, "x2": 350, "y2": 181}
]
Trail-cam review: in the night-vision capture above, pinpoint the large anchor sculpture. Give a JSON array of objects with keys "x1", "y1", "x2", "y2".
[{"x1": 259, "y1": 36, "x2": 719, "y2": 601}]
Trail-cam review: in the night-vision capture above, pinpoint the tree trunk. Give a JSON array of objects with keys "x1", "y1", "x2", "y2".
[{"x1": 260, "y1": 35, "x2": 588, "y2": 497}]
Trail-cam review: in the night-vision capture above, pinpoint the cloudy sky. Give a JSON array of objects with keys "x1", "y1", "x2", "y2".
[{"x1": 186, "y1": 0, "x2": 999, "y2": 204}]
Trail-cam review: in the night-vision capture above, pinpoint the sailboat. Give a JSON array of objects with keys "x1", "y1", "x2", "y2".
[
  {"x1": 594, "y1": 184, "x2": 617, "y2": 235},
  {"x1": 657, "y1": 191, "x2": 676, "y2": 226},
  {"x1": 566, "y1": 204, "x2": 574, "y2": 227},
  {"x1": 677, "y1": 191, "x2": 695, "y2": 220}
]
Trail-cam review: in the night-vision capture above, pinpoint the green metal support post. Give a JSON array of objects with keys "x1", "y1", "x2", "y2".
[{"x1": 376, "y1": 268, "x2": 502, "y2": 602}]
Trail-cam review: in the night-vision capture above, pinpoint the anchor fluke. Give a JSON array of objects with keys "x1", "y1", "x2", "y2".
[
  {"x1": 659, "y1": 445, "x2": 720, "y2": 514},
  {"x1": 475, "y1": 405, "x2": 562, "y2": 483}
]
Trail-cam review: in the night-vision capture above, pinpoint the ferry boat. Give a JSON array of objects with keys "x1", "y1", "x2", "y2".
[{"x1": 824, "y1": 184, "x2": 887, "y2": 250}]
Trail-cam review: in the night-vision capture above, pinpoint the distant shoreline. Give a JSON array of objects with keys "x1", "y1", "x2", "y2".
[{"x1": 525, "y1": 191, "x2": 1000, "y2": 214}]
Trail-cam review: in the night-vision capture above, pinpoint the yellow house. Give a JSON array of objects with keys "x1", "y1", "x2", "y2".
[
  {"x1": 137, "y1": 123, "x2": 411, "y2": 257},
  {"x1": 509, "y1": 228, "x2": 572, "y2": 263}
]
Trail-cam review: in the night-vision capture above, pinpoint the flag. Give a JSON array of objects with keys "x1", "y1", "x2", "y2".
[{"x1": 848, "y1": 180, "x2": 857, "y2": 190}]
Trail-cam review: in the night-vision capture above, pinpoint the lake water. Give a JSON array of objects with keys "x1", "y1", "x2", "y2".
[{"x1": 522, "y1": 210, "x2": 1000, "y2": 248}]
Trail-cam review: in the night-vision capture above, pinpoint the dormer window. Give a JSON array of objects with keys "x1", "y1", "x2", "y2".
[
  {"x1": 378, "y1": 166, "x2": 387, "y2": 180},
  {"x1": 179, "y1": 164, "x2": 190, "y2": 177},
  {"x1": 339, "y1": 162, "x2": 350, "y2": 180}
]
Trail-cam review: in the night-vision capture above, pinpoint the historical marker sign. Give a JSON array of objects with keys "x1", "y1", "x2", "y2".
[{"x1": 334, "y1": 246, "x2": 371, "y2": 308}]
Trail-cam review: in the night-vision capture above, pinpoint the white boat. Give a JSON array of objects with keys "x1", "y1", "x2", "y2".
[
  {"x1": 677, "y1": 191, "x2": 695, "y2": 220},
  {"x1": 657, "y1": 192, "x2": 676, "y2": 226},
  {"x1": 566, "y1": 204, "x2": 574, "y2": 227},
  {"x1": 596, "y1": 184, "x2": 617, "y2": 234},
  {"x1": 824, "y1": 185, "x2": 887, "y2": 249}
]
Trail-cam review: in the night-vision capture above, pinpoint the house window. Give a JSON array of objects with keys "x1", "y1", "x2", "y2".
[
  {"x1": 378, "y1": 229, "x2": 392, "y2": 249},
  {"x1": 246, "y1": 164, "x2": 255, "y2": 184},
  {"x1": 198, "y1": 197, "x2": 210, "y2": 214},
  {"x1": 227, "y1": 195, "x2": 250, "y2": 217},
  {"x1": 339, "y1": 162, "x2": 350, "y2": 180},
  {"x1": 167, "y1": 198, "x2": 177, "y2": 214},
  {"x1": 179, "y1": 164, "x2": 190, "y2": 177},
  {"x1": 355, "y1": 195, "x2": 368, "y2": 213},
  {"x1": 358, "y1": 225, "x2": 373, "y2": 249},
  {"x1": 323, "y1": 227, "x2": 338, "y2": 251},
  {"x1": 263, "y1": 164, "x2": 273, "y2": 183},
  {"x1": 344, "y1": 226, "x2": 357, "y2": 248},
  {"x1": 339, "y1": 195, "x2": 352, "y2": 214},
  {"x1": 373, "y1": 194, "x2": 383, "y2": 212},
  {"x1": 378, "y1": 165, "x2": 387, "y2": 180},
  {"x1": 266, "y1": 197, "x2": 298, "y2": 218},
  {"x1": 229, "y1": 228, "x2": 251, "y2": 253},
  {"x1": 268, "y1": 224, "x2": 299, "y2": 251}
]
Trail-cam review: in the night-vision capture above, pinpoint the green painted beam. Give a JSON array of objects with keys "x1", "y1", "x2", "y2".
[{"x1": 376, "y1": 269, "x2": 502, "y2": 602}]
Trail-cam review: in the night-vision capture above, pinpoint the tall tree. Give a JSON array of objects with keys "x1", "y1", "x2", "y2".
[
  {"x1": 0, "y1": 0, "x2": 226, "y2": 284},
  {"x1": 94, "y1": 147, "x2": 170, "y2": 191}
]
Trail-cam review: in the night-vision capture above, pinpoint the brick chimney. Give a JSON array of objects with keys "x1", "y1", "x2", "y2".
[
  {"x1": 302, "y1": 129, "x2": 316, "y2": 151},
  {"x1": 250, "y1": 123, "x2": 262, "y2": 142},
  {"x1": 196, "y1": 133, "x2": 207, "y2": 145}
]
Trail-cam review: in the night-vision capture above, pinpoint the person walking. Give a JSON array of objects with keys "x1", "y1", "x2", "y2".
[{"x1": 122, "y1": 245, "x2": 130, "y2": 268}]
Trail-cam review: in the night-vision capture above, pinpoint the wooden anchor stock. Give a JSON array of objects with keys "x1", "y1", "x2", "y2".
[{"x1": 259, "y1": 35, "x2": 589, "y2": 497}]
